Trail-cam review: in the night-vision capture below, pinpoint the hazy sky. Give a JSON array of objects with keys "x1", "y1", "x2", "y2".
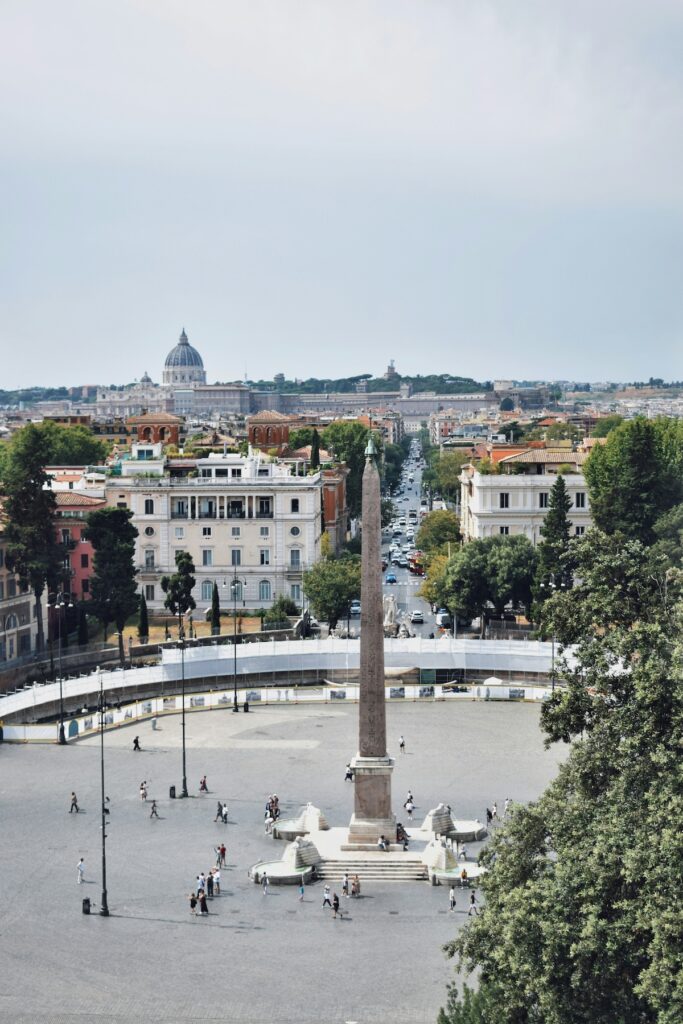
[{"x1": 2, "y1": 0, "x2": 682, "y2": 388}]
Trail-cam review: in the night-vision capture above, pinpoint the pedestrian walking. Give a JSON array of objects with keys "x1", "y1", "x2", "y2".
[
  {"x1": 197, "y1": 872, "x2": 206, "y2": 892},
  {"x1": 133, "y1": 736, "x2": 141, "y2": 751},
  {"x1": 222, "y1": 802, "x2": 228, "y2": 824},
  {"x1": 220, "y1": 843, "x2": 226, "y2": 866},
  {"x1": 139, "y1": 781, "x2": 147, "y2": 801},
  {"x1": 486, "y1": 807, "x2": 493, "y2": 827},
  {"x1": 69, "y1": 792, "x2": 79, "y2": 813},
  {"x1": 199, "y1": 775, "x2": 208, "y2": 792},
  {"x1": 459, "y1": 844, "x2": 468, "y2": 861},
  {"x1": 468, "y1": 892, "x2": 479, "y2": 916},
  {"x1": 77, "y1": 858, "x2": 85, "y2": 883},
  {"x1": 149, "y1": 800, "x2": 159, "y2": 819},
  {"x1": 342, "y1": 872, "x2": 350, "y2": 898},
  {"x1": 449, "y1": 886, "x2": 456, "y2": 912},
  {"x1": 399, "y1": 734, "x2": 406, "y2": 754},
  {"x1": 214, "y1": 869, "x2": 221, "y2": 895},
  {"x1": 189, "y1": 893, "x2": 198, "y2": 915},
  {"x1": 214, "y1": 801, "x2": 223, "y2": 822},
  {"x1": 322, "y1": 884, "x2": 332, "y2": 908},
  {"x1": 405, "y1": 789, "x2": 413, "y2": 806},
  {"x1": 504, "y1": 797, "x2": 511, "y2": 818},
  {"x1": 332, "y1": 893, "x2": 341, "y2": 919},
  {"x1": 351, "y1": 874, "x2": 361, "y2": 897},
  {"x1": 207, "y1": 871, "x2": 214, "y2": 898},
  {"x1": 492, "y1": 802, "x2": 498, "y2": 821},
  {"x1": 199, "y1": 891, "x2": 209, "y2": 915},
  {"x1": 405, "y1": 799, "x2": 414, "y2": 820},
  {"x1": 261, "y1": 871, "x2": 269, "y2": 895},
  {"x1": 298, "y1": 880, "x2": 305, "y2": 902}
]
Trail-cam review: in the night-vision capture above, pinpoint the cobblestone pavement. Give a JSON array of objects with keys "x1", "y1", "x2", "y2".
[{"x1": 0, "y1": 701, "x2": 565, "y2": 1024}]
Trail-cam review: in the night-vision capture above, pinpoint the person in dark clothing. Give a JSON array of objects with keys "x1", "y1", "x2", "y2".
[
  {"x1": 199, "y1": 891, "x2": 209, "y2": 915},
  {"x1": 133, "y1": 736, "x2": 141, "y2": 751}
]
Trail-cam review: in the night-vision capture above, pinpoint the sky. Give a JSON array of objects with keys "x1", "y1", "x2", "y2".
[{"x1": 2, "y1": 0, "x2": 682, "y2": 389}]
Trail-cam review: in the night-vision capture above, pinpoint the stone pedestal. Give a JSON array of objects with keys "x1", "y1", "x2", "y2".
[{"x1": 347, "y1": 754, "x2": 396, "y2": 845}]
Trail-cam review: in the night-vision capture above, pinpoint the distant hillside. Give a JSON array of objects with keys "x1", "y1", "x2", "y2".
[
  {"x1": 250, "y1": 373, "x2": 490, "y2": 395},
  {"x1": 0, "y1": 386, "x2": 71, "y2": 406}
]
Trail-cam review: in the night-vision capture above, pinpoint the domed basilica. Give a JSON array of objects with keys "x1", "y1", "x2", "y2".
[{"x1": 162, "y1": 328, "x2": 207, "y2": 386}]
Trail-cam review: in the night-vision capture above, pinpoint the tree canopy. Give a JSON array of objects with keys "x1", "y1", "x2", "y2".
[
  {"x1": 441, "y1": 532, "x2": 683, "y2": 1023},
  {"x1": 303, "y1": 554, "x2": 361, "y2": 629},
  {"x1": 441, "y1": 535, "x2": 538, "y2": 629},
  {"x1": 160, "y1": 550, "x2": 196, "y2": 636},
  {"x1": 321, "y1": 422, "x2": 380, "y2": 518},
  {"x1": 533, "y1": 474, "x2": 574, "y2": 623},
  {"x1": 584, "y1": 417, "x2": 683, "y2": 543},
  {"x1": 84, "y1": 507, "x2": 139, "y2": 665},
  {"x1": 415, "y1": 510, "x2": 461, "y2": 555}
]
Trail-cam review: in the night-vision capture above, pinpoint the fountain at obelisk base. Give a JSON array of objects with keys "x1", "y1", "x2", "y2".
[{"x1": 346, "y1": 436, "x2": 396, "y2": 845}]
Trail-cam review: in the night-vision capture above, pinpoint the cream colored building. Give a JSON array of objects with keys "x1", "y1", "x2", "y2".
[
  {"x1": 106, "y1": 450, "x2": 323, "y2": 614},
  {"x1": 0, "y1": 520, "x2": 43, "y2": 664},
  {"x1": 460, "y1": 449, "x2": 592, "y2": 545}
]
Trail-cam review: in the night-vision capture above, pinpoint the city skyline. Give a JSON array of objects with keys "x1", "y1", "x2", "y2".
[{"x1": 2, "y1": 1, "x2": 682, "y2": 388}]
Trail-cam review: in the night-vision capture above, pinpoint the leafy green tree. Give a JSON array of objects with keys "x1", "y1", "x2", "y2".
[
  {"x1": 416, "y1": 510, "x2": 461, "y2": 555},
  {"x1": 210, "y1": 582, "x2": 221, "y2": 634},
  {"x1": 443, "y1": 534, "x2": 683, "y2": 1023},
  {"x1": 160, "y1": 550, "x2": 196, "y2": 638},
  {"x1": 322, "y1": 422, "x2": 380, "y2": 518},
  {"x1": 441, "y1": 536, "x2": 537, "y2": 634},
  {"x1": 264, "y1": 594, "x2": 299, "y2": 627},
  {"x1": 442, "y1": 541, "x2": 491, "y2": 630},
  {"x1": 5, "y1": 420, "x2": 108, "y2": 466},
  {"x1": 418, "y1": 551, "x2": 450, "y2": 609},
  {"x1": 303, "y1": 554, "x2": 361, "y2": 629},
  {"x1": 584, "y1": 417, "x2": 683, "y2": 543},
  {"x1": 1, "y1": 422, "x2": 61, "y2": 651},
  {"x1": 310, "y1": 428, "x2": 321, "y2": 469},
  {"x1": 288, "y1": 427, "x2": 315, "y2": 450},
  {"x1": 590, "y1": 414, "x2": 624, "y2": 437},
  {"x1": 84, "y1": 507, "x2": 139, "y2": 665},
  {"x1": 138, "y1": 593, "x2": 149, "y2": 641},
  {"x1": 435, "y1": 451, "x2": 469, "y2": 502},
  {"x1": 652, "y1": 503, "x2": 683, "y2": 568},
  {"x1": 381, "y1": 498, "x2": 395, "y2": 529},
  {"x1": 438, "y1": 983, "x2": 499, "y2": 1024},
  {"x1": 533, "y1": 474, "x2": 574, "y2": 622}
]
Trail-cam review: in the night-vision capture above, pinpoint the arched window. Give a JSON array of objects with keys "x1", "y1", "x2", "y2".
[
  {"x1": 5, "y1": 614, "x2": 18, "y2": 630},
  {"x1": 144, "y1": 499, "x2": 154, "y2": 515},
  {"x1": 201, "y1": 580, "x2": 213, "y2": 601},
  {"x1": 259, "y1": 579, "x2": 271, "y2": 602},
  {"x1": 141, "y1": 427, "x2": 152, "y2": 441},
  {"x1": 158, "y1": 427, "x2": 166, "y2": 440},
  {"x1": 230, "y1": 580, "x2": 243, "y2": 602},
  {"x1": 253, "y1": 427, "x2": 261, "y2": 444},
  {"x1": 266, "y1": 427, "x2": 273, "y2": 443}
]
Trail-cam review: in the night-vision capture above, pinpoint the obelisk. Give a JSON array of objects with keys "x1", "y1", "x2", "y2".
[{"x1": 348, "y1": 435, "x2": 395, "y2": 845}]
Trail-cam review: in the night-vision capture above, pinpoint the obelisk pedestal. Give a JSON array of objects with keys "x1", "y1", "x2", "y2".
[{"x1": 347, "y1": 436, "x2": 395, "y2": 845}]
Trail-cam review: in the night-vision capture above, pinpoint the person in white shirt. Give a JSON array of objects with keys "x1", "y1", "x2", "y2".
[{"x1": 77, "y1": 858, "x2": 84, "y2": 883}]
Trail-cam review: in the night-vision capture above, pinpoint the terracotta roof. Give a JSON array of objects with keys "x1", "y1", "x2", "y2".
[
  {"x1": 247, "y1": 410, "x2": 294, "y2": 423},
  {"x1": 54, "y1": 492, "x2": 107, "y2": 507},
  {"x1": 126, "y1": 412, "x2": 182, "y2": 423},
  {"x1": 499, "y1": 449, "x2": 589, "y2": 465}
]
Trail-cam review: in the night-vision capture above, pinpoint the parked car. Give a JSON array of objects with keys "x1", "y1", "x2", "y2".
[
  {"x1": 350, "y1": 600, "x2": 361, "y2": 616},
  {"x1": 410, "y1": 610, "x2": 424, "y2": 624},
  {"x1": 435, "y1": 609, "x2": 452, "y2": 628},
  {"x1": 385, "y1": 573, "x2": 397, "y2": 584}
]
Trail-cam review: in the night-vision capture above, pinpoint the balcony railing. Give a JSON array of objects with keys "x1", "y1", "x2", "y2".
[{"x1": 255, "y1": 511, "x2": 273, "y2": 519}]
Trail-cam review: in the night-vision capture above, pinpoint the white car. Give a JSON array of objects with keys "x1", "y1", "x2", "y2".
[
  {"x1": 350, "y1": 600, "x2": 361, "y2": 616},
  {"x1": 410, "y1": 610, "x2": 424, "y2": 624}
]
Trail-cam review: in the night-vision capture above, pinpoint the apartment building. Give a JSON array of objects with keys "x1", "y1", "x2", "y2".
[
  {"x1": 460, "y1": 448, "x2": 592, "y2": 544},
  {"x1": 106, "y1": 449, "x2": 323, "y2": 614},
  {"x1": 0, "y1": 516, "x2": 42, "y2": 664}
]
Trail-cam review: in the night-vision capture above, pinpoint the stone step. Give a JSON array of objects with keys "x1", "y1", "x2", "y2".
[{"x1": 316, "y1": 859, "x2": 428, "y2": 881}]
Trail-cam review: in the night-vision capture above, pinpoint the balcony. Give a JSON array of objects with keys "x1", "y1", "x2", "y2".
[
  {"x1": 255, "y1": 511, "x2": 273, "y2": 519},
  {"x1": 171, "y1": 511, "x2": 188, "y2": 520},
  {"x1": 60, "y1": 538, "x2": 77, "y2": 550}
]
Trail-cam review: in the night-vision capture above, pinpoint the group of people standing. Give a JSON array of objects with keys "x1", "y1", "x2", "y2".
[
  {"x1": 189, "y1": 863, "x2": 222, "y2": 915},
  {"x1": 264, "y1": 794, "x2": 280, "y2": 832}
]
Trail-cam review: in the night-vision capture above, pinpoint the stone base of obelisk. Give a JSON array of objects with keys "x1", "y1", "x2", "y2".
[{"x1": 346, "y1": 754, "x2": 396, "y2": 846}]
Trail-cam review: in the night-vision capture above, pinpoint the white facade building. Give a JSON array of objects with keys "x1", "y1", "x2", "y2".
[
  {"x1": 106, "y1": 451, "x2": 323, "y2": 614},
  {"x1": 460, "y1": 449, "x2": 592, "y2": 545}
]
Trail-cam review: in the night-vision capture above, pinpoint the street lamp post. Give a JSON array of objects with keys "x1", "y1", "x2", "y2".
[
  {"x1": 98, "y1": 668, "x2": 109, "y2": 916},
  {"x1": 179, "y1": 631, "x2": 188, "y2": 797},
  {"x1": 48, "y1": 591, "x2": 72, "y2": 745},
  {"x1": 230, "y1": 573, "x2": 246, "y2": 712}
]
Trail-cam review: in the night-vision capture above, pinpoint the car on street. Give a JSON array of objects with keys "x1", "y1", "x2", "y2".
[
  {"x1": 398, "y1": 557, "x2": 409, "y2": 568},
  {"x1": 435, "y1": 609, "x2": 452, "y2": 628},
  {"x1": 350, "y1": 600, "x2": 361, "y2": 616},
  {"x1": 410, "y1": 610, "x2": 424, "y2": 624},
  {"x1": 385, "y1": 573, "x2": 397, "y2": 584}
]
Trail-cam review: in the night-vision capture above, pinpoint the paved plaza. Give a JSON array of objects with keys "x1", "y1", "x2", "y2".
[{"x1": 0, "y1": 701, "x2": 565, "y2": 1024}]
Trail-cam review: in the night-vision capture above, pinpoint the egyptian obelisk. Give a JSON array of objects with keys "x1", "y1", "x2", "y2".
[{"x1": 347, "y1": 435, "x2": 395, "y2": 844}]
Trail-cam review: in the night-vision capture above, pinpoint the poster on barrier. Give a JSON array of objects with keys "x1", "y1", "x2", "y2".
[
  {"x1": 163, "y1": 697, "x2": 176, "y2": 709},
  {"x1": 389, "y1": 687, "x2": 405, "y2": 699},
  {"x1": 329, "y1": 689, "x2": 346, "y2": 700},
  {"x1": 246, "y1": 691, "x2": 261, "y2": 702}
]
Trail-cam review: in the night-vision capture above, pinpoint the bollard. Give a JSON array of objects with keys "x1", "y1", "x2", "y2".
[
  {"x1": 169, "y1": 785, "x2": 176, "y2": 799},
  {"x1": 82, "y1": 897, "x2": 91, "y2": 914}
]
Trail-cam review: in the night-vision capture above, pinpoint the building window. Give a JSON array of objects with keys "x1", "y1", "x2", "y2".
[
  {"x1": 291, "y1": 498, "x2": 300, "y2": 513},
  {"x1": 260, "y1": 549, "x2": 271, "y2": 566},
  {"x1": 144, "y1": 526, "x2": 155, "y2": 537},
  {"x1": 145, "y1": 584, "x2": 155, "y2": 601},
  {"x1": 575, "y1": 492, "x2": 586, "y2": 509},
  {"x1": 290, "y1": 526, "x2": 301, "y2": 536},
  {"x1": 61, "y1": 529, "x2": 70, "y2": 544},
  {"x1": 172, "y1": 500, "x2": 187, "y2": 519},
  {"x1": 499, "y1": 493, "x2": 510, "y2": 509},
  {"x1": 539, "y1": 492, "x2": 549, "y2": 509},
  {"x1": 8, "y1": 579, "x2": 16, "y2": 597},
  {"x1": 117, "y1": 502, "x2": 127, "y2": 509},
  {"x1": 258, "y1": 498, "x2": 272, "y2": 517},
  {"x1": 260, "y1": 526, "x2": 269, "y2": 537},
  {"x1": 202, "y1": 550, "x2": 213, "y2": 567},
  {"x1": 499, "y1": 526, "x2": 509, "y2": 535},
  {"x1": 0, "y1": 581, "x2": 4, "y2": 600},
  {"x1": 575, "y1": 526, "x2": 586, "y2": 536},
  {"x1": 231, "y1": 526, "x2": 241, "y2": 537},
  {"x1": 259, "y1": 579, "x2": 272, "y2": 602},
  {"x1": 144, "y1": 550, "x2": 155, "y2": 568},
  {"x1": 290, "y1": 549, "x2": 301, "y2": 569},
  {"x1": 231, "y1": 549, "x2": 241, "y2": 567},
  {"x1": 175, "y1": 527, "x2": 184, "y2": 539},
  {"x1": 290, "y1": 584, "x2": 301, "y2": 603},
  {"x1": 201, "y1": 580, "x2": 213, "y2": 601},
  {"x1": 202, "y1": 526, "x2": 212, "y2": 537},
  {"x1": 80, "y1": 553, "x2": 89, "y2": 569},
  {"x1": 144, "y1": 499, "x2": 154, "y2": 515},
  {"x1": 82, "y1": 580, "x2": 90, "y2": 594},
  {"x1": 231, "y1": 468, "x2": 242, "y2": 478}
]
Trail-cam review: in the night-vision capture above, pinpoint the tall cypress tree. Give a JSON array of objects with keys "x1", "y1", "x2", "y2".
[
  {"x1": 2, "y1": 423, "x2": 61, "y2": 652},
  {"x1": 138, "y1": 593, "x2": 149, "y2": 642},
  {"x1": 533, "y1": 474, "x2": 573, "y2": 621},
  {"x1": 310, "y1": 429, "x2": 321, "y2": 470},
  {"x1": 210, "y1": 581, "x2": 221, "y2": 635},
  {"x1": 160, "y1": 550, "x2": 196, "y2": 637}
]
